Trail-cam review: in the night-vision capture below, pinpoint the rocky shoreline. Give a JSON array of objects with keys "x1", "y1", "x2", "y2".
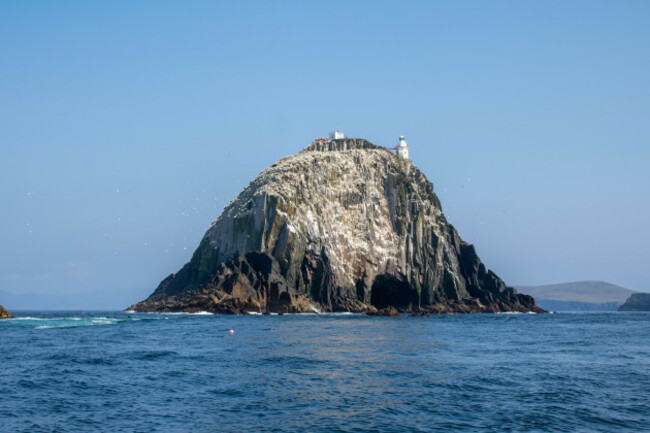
[
  {"x1": 0, "y1": 305, "x2": 13, "y2": 319},
  {"x1": 128, "y1": 251, "x2": 543, "y2": 315},
  {"x1": 130, "y1": 299, "x2": 543, "y2": 316}
]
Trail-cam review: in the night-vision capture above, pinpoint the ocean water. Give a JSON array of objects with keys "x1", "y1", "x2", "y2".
[{"x1": 1, "y1": 312, "x2": 648, "y2": 433}]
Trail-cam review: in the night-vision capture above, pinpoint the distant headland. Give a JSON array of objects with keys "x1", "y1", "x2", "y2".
[
  {"x1": 516, "y1": 281, "x2": 637, "y2": 311},
  {"x1": 618, "y1": 293, "x2": 650, "y2": 311}
]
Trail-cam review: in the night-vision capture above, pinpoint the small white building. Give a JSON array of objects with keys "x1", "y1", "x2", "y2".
[
  {"x1": 329, "y1": 129, "x2": 345, "y2": 139},
  {"x1": 396, "y1": 135, "x2": 409, "y2": 160}
]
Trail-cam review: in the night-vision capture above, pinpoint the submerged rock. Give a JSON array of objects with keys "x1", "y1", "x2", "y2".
[
  {"x1": 129, "y1": 138, "x2": 544, "y2": 314},
  {"x1": 0, "y1": 305, "x2": 13, "y2": 319},
  {"x1": 618, "y1": 293, "x2": 650, "y2": 311}
]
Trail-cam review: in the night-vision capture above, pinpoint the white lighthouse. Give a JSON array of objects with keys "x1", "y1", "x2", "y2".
[{"x1": 396, "y1": 135, "x2": 409, "y2": 160}]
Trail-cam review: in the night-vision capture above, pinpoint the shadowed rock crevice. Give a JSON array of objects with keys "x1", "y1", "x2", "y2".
[
  {"x1": 370, "y1": 274, "x2": 418, "y2": 310},
  {"x1": 129, "y1": 138, "x2": 544, "y2": 314}
]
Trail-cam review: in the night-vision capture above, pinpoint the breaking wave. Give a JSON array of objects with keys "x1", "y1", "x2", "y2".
[{"x1": 4, "y1": 316, "x2": 125, "y2": 329}]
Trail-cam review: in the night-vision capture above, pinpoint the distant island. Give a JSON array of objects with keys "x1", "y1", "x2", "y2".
[
  {"x1": 130, "y1": 135, "x2": 543, "y2": 315},
  {"x1": 618, "y1": 293, "x2": 650, "y2": 311},
  {"x1": 516, "y1": 281, "x2": 637, "y2": 311}
]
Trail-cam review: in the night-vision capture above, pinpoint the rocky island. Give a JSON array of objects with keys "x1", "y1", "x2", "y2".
[
  {"x1": 618, "y1": 293, "x2": 650, "y2": 311},
  {"x1": 130, "y1": 137, "x2": 543, "y2": 315},
  {"x1": 0, "y1": 305, "x2": 13, "y2": 319}
]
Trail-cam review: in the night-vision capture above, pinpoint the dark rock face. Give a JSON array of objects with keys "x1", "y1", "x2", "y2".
[
  {"x1": 0, "y1": 305, "x2": 13, "y2": 319},
  {"x1": 618, "y1": 293, "x2": 650, "y2": 311},
  {"x1": 130, "y1": 252, "x2": 317, "y2": 314},
  {"x1": 130, "y1": 138, "x2": 544, "y2": 314}
]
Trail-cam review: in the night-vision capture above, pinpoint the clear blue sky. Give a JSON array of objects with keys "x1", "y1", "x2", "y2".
[{"x1": 1, "y1": 1, "x2": 649, "y2": 309}]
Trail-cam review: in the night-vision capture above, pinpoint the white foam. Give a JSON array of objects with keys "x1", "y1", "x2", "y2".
[
  {"x1": 246, "y1": 311, "x2": 263, "y2": 315},
  {"x1": 90, "y1": 317, "x2": 117, "y2": 325},
  {"x1": 12, "y1": 317, "x2": 84, "y2": 321},
  {"x1": 155, "y1": 311, "x2": 214, "y2": 316},
  {"x1": 26, "y1": 317, "x2": 121, "y2": 329},
  {"x1": 309, "y1": 303, "x2": 322, "y2": 314}
]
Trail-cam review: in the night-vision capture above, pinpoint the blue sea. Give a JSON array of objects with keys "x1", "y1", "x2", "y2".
[{"x1": 1, "y1": 311, "x2": 648, "y2": 432}]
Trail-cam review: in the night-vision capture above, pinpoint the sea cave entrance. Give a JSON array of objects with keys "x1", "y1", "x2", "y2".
[{"x1": 370, "y1": 274, "x2": 418, "y2": 310}]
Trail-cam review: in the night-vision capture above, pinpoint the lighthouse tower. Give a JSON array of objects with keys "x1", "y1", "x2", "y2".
[{"x1": 396, "y1": 135, "x2": 409, "y2": 160}]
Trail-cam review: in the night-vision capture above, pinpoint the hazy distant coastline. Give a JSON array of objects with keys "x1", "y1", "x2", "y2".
[{"x1": 516, "y1": 281, "x2": 637, "y2": 312}]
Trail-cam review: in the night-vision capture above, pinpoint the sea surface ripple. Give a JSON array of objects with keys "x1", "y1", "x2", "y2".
[{"x1": 1, "y1": 311, "x2": 649, "y2": 432}]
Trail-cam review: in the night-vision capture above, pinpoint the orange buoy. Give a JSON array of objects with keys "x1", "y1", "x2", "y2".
[{"x1": 229, "y1": 329, "x2": 234, "y2": 334}]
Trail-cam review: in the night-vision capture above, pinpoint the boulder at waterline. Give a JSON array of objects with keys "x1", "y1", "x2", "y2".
[{"x1": 0, "y1": 305, "x2": 13, "y2": 319}]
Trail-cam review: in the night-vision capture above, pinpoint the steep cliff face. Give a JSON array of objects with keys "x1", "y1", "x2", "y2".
[{"x1": 130, "y1": 138, "x2": 542, "y2": 314}]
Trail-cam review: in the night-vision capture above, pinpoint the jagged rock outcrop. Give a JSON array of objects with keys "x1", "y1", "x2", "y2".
[
  {"x1": 0, "y1": 305, "x2": 13, "y2": 319},
  {"x1": 367, "y1": 306, "x2": 401, "y2": 317},
  {"x1": 132, "y1": 252, "x2": 339, "y2": 314},
  {"x1": 618, "y1": 293, "x2": 650, "y2": 311},
  {"x1": 130, "y1": 138, "x2": 544, "y2": 314}
]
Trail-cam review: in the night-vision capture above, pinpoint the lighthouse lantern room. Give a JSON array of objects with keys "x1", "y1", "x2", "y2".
[{"x1": 396, "y1": 135, "x2": 409, "y2": 160}]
